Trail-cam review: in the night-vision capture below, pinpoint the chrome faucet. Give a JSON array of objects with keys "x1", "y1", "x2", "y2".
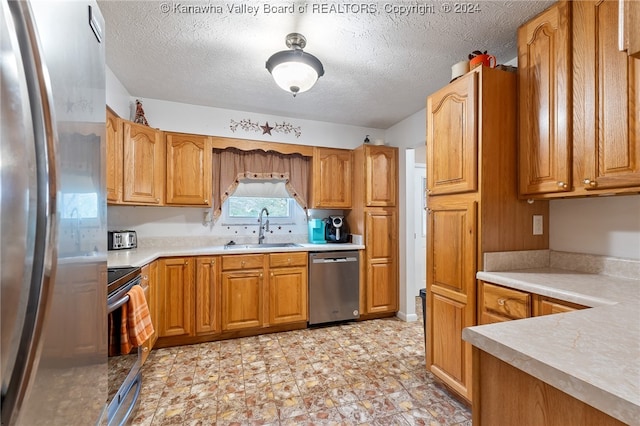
[{"x1": 258, "y1": 207, "x2": 269, "y2": 244}]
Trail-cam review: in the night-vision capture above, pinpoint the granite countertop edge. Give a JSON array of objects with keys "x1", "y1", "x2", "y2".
[
  {"x1": 463, "y1": 268, "x2": 640, "y2": 425},
  {"x1": 108, "y1": 243, "x2": 365, "y2": 268}
]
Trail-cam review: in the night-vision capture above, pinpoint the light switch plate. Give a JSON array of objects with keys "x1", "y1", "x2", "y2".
[{"x1": 533, "y1": 215, "x2": 543, "y2": 235}]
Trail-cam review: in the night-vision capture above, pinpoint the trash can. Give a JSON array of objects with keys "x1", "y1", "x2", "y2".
[{"x1": 419, "y1": 288, "x2": 427, "y2": 348}]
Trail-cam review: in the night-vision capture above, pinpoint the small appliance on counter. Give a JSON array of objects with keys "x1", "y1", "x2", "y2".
[
  {"x1": 324, "y1": 216, "x2": 349, "y2": 243},
  {"x1": 308, "y1": 219, "x2": 326, "y2": 244},
  {"x1": 108, "y1": 230, "x2": 137, "y2": 250}
]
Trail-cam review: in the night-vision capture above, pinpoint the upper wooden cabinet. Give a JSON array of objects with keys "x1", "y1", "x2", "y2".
[
  {"x1": 310, "y1": 147, "x2": 352, "y2": 208},
  {"x1": 122, "y1": 121, "x2": 164, "y2": 204},
  {"x1": 574, "y1": 0, "x2": 640, "y2": 191},
  {"x1": 518, "y1": 0, "x2": 640, "y2": 198},
  {"x1": 518, "y1": 1, "x2": 572, "y2": 196},
  {"x1": 427, "y1": 72, "x2": 478, "y2": 196},
  {"x1": 165, "y1": 132, "x2": 213, "y2": 206},
  {"x1": 364, "y1": 145, "x2": 397, "y2": 206},
  {"x1": 105, "y1": 109, "x2": 122, "y2": 203}
]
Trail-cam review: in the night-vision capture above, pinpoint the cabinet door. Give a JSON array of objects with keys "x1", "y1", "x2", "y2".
[
  {"x1": 269, "y1": 266, "x2": 308, "y2": 325},
  {"x1": 365, "y1": 146, "x2": 397, "y2": 206},
  {"x1": 534, "y1": 295, "x2": 587, "y2": 316},
  {"x1": 122, "y1": 121, "x2": 164, "y2": 204},
  {"x1": 426, "y1": 198, "x2": 477, "y2": 401},
  {"x1": 165, "y1": 133, "x2": 213, "y2": 206},
  {"x1": 158, "y1": 258, "x2": 194, "y2": 337},
  {"x1": 518, "y1": 1, "x2": 572, "y2": 195},
  {"x1": 622, "y1": 0, "x2": 640, "y2": 58},
  {"x1": 311, "y1": 147, "x2": 352, "y2": 208},
  {"x1": 140, "y1": 261, "x2": 158, "y2": 363},
  {"x1": 574, "y1": 0, "x2": 640, "y2": 191},
  {"x1": 106, "y1": 109, "x2": 122, "y2": 203},
  {"x1": 427, "y1": 72, "x2": 477, "y2": 196},
  {"x1": 365, "y1": 209, "x2": 398, "y2": 314},
  {"x1": 221, "y1": 270, "x2": 263, "y2": 331},
  {"x1": 196, "y1": 257, "x2": 220, "y2": 335}
]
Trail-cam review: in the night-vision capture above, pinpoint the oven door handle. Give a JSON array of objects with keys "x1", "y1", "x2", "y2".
[{"x1": 108, "y1": 294, "x2": 130, "y2": 314}]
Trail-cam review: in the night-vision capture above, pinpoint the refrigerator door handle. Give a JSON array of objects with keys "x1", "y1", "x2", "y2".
[{"x1": 1, "y1": 1, "x2": 59, "y2": 424}]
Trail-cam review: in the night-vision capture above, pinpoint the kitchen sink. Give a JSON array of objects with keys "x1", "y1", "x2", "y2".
[{"x1": 224, "y1": 243, "x2": 301, "y2": 250}]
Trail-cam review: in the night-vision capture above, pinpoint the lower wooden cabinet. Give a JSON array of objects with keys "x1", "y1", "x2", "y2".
[
  {"x1": 196, "y1": 257, "x2": 220, "y2": 335},
  {"x1": 268, "y1": 253, "x2": 308, "y2": 325},
  {"x1": 140, "y1": 261, "x2": 158, "y2": 364},
  {"x1": 478, "y1": 281, "x2": 531, "y2": 324},
  {"x1": 364, "y1": 209, "x2": 398, "y2": 315},
  {"x1": 153, "y1": 251, "x2": 312, "y2": 345},
  {"x1": 158, "y1": 257, "x2": 194, "y2": 337},
  {"x1": 534, "y1": 295, "x2": 587, "y2": 316}
]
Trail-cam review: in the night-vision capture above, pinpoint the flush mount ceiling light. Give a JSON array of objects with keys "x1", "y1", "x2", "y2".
[{"x1": 266, "y1": 33, "x2": 325, "y2": 97}]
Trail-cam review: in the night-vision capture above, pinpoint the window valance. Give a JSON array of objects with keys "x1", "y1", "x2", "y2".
[{"x1": 212, "y1": 148, "x2": 310, "y2": 220}]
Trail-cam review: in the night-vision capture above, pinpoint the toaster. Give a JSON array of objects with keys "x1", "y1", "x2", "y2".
[{"x1": 108, "y1": 230, "x2": 137, "y2": 250}]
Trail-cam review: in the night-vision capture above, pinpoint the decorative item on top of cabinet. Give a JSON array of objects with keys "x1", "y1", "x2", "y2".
[
  {"x1": 310, "y1": 147, "x2": 352, "y2": 208},
  {"x1": 165, "y1": 132, "x2": 213, "y2": 206},
  {"x1": 427, "y1": 71, "x2": 478, "y2": 196},
  {"x1": 106, "y1": 108, "x2": 122, "y2": 203},
  {"x1": 157, "y1": 257, "x2": 194, "y2": 338},
  {"x1": 517, "y1": 0, "x2": 572, "y2": 196},
  {"x1": 122, "y1": 120, "x2": 164, "y2": 204},
  {"x1": 268, "y1": 252, "x2": 308, "y2": 325}
]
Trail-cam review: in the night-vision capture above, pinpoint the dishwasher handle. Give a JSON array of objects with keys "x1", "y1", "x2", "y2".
[{"x1": 312, "y1": 256, "x2": 358, "y2": 263}]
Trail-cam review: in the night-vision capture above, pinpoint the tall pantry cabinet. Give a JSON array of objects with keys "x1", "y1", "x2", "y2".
[
  {"x1": 347, "y1": 145, "x2": 399, "y2": 318},
  {"x1": 425, "y1": 66, "x2": 549, "y2": 402}
]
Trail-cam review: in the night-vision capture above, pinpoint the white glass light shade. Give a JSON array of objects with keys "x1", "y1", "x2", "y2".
[
  {"x1": 270, "y1": 61, "x2": 319, "y2": 94},
  {"x1": 266, "y1": 40, "x2": 324, "y2": 96}
]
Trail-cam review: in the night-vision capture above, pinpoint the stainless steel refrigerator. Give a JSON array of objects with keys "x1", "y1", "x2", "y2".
[{"x1": 1, "y1": 1, "x2": 107, "y2": 424}]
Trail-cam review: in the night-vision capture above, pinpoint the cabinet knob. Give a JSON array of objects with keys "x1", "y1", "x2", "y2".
[
  {"x1": 271, "y1": 272, "x2": 274, "y2": 277},
  {"x1": 241, "y1": 261, "x2": 245, "y2": 267},
  {"x1": 211, "y1": 259, "x2": 215, "y2": 265},
  {"x1": 287, "y1": 258, "x2": 291, "y2": 263},
  {"x1": 583, "y1": 178, "x2": 598, "y2": 188},
  {"x1": 204, "y1": 199, "x2": 209, "y2": 203},
  {"x1": 557, "y1": 181, "x2": 568, "y2": 189},
  {"x1": 155, "y1": 198, "x2": 160, "y2": 202},
  {"x1": 185, "y1": 261, "x2": 189, "y2": 265},
  {"x1": 142, "y1": 346, "x2": 149, "y2": 352}
]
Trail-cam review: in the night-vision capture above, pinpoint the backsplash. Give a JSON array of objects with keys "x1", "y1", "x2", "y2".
[
  {"x1": 107, "y1": 206, "x2": 345, "y2": 248},
  {"x1": 483, "y1": 249, "x2": 640, "y2": 281}
]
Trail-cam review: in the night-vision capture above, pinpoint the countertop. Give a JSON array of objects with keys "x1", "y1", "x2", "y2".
[
  {"x1": 107, "y1": 243, "x2": 365, "y2": 268},
  {"x1": 463, "y1": 268, "x2": 640, "y2": 425}
]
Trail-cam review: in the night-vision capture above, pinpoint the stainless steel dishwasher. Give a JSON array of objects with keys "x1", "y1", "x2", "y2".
[{"x1": 308, "y1": 251, "x2": 360, "y2": 325}]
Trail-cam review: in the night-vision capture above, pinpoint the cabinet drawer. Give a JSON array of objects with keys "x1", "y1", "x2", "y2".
[
  {"x1": 222, "y1": 254, "x2": 264, "y2": 271},
  {"x1": 269, "y1": 252, "x2": 307, "y2": 268},
  {"x1": 481, "y1": 282, "x2": 530, "y2": 321}
]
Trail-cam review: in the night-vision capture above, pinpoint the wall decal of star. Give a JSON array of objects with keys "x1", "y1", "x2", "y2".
[
  {"x1": 229, "y1": 119, "x2": 302, "y2": 138},
  {"x1": 260, "y1": 122, "x2": 273, "y2": 135}
]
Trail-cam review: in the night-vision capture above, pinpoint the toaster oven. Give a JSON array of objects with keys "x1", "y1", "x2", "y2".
[{"x1": 108, "y1": 230, "x2": 137, "y2": 250}]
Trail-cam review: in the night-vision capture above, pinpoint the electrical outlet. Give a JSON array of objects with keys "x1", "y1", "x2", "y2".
[{"x1": 533, "y1": 215, "x2": 543, "y2": 235}]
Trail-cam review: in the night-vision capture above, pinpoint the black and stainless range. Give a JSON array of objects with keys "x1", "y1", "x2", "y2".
[{"x1": 107, "y1": 267, "x2": 142, "y2": 426}]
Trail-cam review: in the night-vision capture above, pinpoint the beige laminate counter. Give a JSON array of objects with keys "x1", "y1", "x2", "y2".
[
  {"x1": 463, "y1": 268, "x2": 640, "y2": 425},
  {"x1": 107, "y1": 243, "x2": 365, "y2": 268}
]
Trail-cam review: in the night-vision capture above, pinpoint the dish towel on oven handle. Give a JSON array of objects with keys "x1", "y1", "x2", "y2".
[{"x1": 120, "y1": 285, "x2": 155, "y2": 354}]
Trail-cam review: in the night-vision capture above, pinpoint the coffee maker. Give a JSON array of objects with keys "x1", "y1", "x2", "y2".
[{"x1": 324, "y1": 216, "x2": 349, "y2": 243}]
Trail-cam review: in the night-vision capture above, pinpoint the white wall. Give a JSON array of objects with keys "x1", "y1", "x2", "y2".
[
  {"x1": 550, "y1": 195, "x2": 640, "y2": 260},
  {"x1": 384, "y1": 108, "x2": 428, "y2": 322},
  {"x1": 106, "y1": 66, "x2": 131, "y2": 118}
]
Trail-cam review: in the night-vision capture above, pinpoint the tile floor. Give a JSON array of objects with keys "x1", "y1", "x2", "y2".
[{"x1": 132, "y1": 298, "x2": 471, "y2": 425}]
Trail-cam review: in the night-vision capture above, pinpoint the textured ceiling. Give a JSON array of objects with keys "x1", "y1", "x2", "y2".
[{"x1": 99, "y1": 0, "x2": 553, "y2": 129}]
